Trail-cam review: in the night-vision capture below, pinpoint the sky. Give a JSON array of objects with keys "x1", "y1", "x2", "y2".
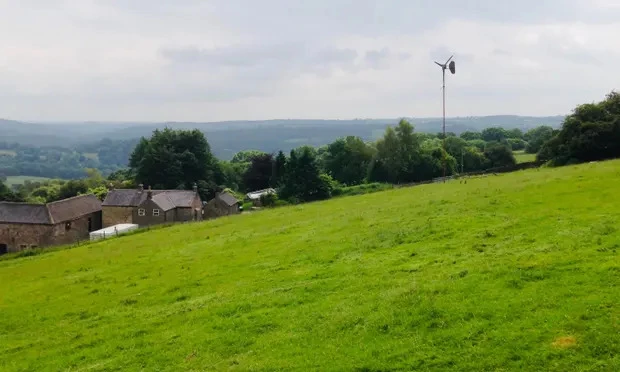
[{"x1": 0, "y1": 0, "x2": 619, "y2": 122}]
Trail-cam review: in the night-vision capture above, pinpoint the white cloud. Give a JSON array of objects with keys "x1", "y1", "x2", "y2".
[{"x1": 0, "y1": 0, "x2": 618, "y2": 121}]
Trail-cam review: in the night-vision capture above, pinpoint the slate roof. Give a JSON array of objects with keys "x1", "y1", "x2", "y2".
[
  {"x1": 150, "y1": 193, "x2": 176, "y2": 211},
  {"x1": 103, "y1": 189, "x2": 198, "y2": 208},
  {"x1": 216, "y1": 192, "x2": 239, "y2": 207},
  {"x1": 0, "y1": 194, "x2": 101, "y2": 225},
  {"x1": 47, "y1": 195, "x2": 102, "y2": 223},
  {"x1": 0, "y1": 203, "x2": 52, "y2": 224}
]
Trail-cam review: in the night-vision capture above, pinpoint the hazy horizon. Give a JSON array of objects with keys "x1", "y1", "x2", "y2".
[{"x1": 7, "y1": 113, "x2": 567, "y2": 126}]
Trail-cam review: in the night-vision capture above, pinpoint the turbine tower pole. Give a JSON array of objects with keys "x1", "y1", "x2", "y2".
[
  {"x1": 442, "y1": 64, "x2": 446, "y2": 180},
  {"x1": 434, "y1": 55, "x2": 455, "y2": 183}
]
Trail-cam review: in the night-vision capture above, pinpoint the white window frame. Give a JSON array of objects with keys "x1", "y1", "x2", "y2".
[
  {"x1": 138, "y1": 208, "x2": 146, "y2": 216},
  {"x1": 153, "y1": 209, "x2": 160, "y2": 217}
]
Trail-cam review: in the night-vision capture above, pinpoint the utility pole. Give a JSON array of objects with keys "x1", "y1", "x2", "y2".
[{"x1": 434, "y1": 55, "x2": 455, "y2": 182}]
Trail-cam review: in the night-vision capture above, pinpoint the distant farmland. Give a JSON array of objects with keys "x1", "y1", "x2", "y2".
[
  {"x1": 5, "y1": 175, "x2": 55, "y2": 185},
  {"x1": 514, "y1": 150, "x2": 537, "y2": 163}
]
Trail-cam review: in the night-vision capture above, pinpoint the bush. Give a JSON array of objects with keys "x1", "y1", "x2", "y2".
[
  {"x1": 332, "y1": 183, "x2": 393, "y2": 197},
  {"x1": 259, "y1": 193, "x2": 278, "y2": 207}
]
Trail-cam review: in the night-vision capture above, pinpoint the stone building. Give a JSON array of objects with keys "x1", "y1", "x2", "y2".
[
  {"x1": 0, "y1": 194, "x2": 102, "y2": 254},
  {"x1": 203, "y1": 192, "x2": 240, "y2": 219},
  {"x1": 102, "y1": 184, "x2": 202, "y2": 227}
]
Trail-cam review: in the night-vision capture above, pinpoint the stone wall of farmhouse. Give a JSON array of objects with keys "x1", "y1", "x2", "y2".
[
  {"x1": 103, "y1": 206, "x2": 134, "y2": 227},
  {"x1": 0, "y1": 223, "x2": 53, "y2": 253}
]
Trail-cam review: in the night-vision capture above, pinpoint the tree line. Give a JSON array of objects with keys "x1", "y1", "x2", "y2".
[{"x1": 2, "y1": 91, "x2": 618, "y2": 205}]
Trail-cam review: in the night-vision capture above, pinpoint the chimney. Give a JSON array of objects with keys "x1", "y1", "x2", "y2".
[
  {"x1": 193, "y1": 182, "x2": 198, "y2": 194},
  {"x1": 147, "y1": 186, "x2": 153, "y2": 200},
  {"x1": 138, "y1": 184, "x2": 144, "y2": 192},
  {"x1": 108, "y1": 183, "x2": 115, "y2": 191}
]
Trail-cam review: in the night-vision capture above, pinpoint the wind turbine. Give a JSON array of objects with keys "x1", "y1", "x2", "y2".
[{"x1": 434, "y1": 55, "x2": 455, "y2": 181}]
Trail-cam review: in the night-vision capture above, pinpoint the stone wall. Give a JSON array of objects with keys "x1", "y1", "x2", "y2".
[
  {"x1": 0, "y1": 223, "x2": 53, "y2": 253},
  {"x1": 133, "y1": 199, "x2": 169, "y2": 226},
  {"x1": 176, "y1": 195, "x2": 203, "y2": 222},
  {"x1": 103, "y1": 206, "x2": 134, "y2": 227},
  {"x1": 203, "y1": 199, "x2": 240, "y2": 219},
  {"x1": 50, "y1": 211, "x2": 102, "y2": 246}
]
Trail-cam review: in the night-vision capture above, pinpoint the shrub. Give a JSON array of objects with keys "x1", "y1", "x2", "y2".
[{"x1": 259, "y1": 193, "x2": 278, "y2": 207}]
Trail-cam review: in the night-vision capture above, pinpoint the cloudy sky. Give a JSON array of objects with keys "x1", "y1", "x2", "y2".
[{"x1": 1, "y1": 0, "x2": 619, "y2": 122}]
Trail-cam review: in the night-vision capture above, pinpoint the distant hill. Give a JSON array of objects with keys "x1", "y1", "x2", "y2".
[{"x1": 2, "y1": 115, "x2": 565, "y2": 159}]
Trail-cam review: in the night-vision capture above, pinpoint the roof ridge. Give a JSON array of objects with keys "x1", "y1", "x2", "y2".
[
  {"x1": 45, "y1": 204, "x2": 55, "y2": 224},
  {"x1": 46, "y1": 193, "x2": 96, "y2": 205},
  {"x1": 0, "y1": 201, "x2": 46, "y2": 206}
]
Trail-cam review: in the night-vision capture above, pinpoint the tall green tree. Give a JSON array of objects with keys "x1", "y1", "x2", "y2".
[
  {"x1": 484, "y1": 143, "x2": 516, "y2": 168},
  {"x1": 280, "y1": 147, "x2": 332, "y2": 202},
  {"x1": 481, "y1": 127, "x2": 509, "y2": 142},
  {"x1": 129, "y1": 128, "x2": 222, "y2": 199},
  {"x1": 506, "y1": 128, "x2": 524, "y2": 139},
  {"x1": 322, "y1": 136, "x2": 375, "y2": 186},
  {"x1": 524, "y1": 125, "x2": 555, "y2": 154},
  {"x1": 242, "y1": 153, "x2": 274, "y2": 192},
  {"x1": 460, "y1": 131, "x2": 482, "y2": 141},
  {"x1": 369, "y1": 119, "x2": 423, "y2": 183},
  {"x1": 271, "y1": 151, "x2": 287, "y2": 187},
  {"x1": 539, "y1": 92, "x2": 620, "y2": 164}
]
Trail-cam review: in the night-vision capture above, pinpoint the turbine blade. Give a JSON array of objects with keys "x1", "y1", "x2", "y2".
[
  {"x1": 445, "y1": 55, "x2": 454, "y2": 64},
  {"x1": 434, "y1": 61, "x2": 443, "y2": 67}
]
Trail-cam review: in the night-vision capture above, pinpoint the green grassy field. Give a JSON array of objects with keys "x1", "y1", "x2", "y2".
[
  {"x1": 1, "y1": 161, "x2": 619, "y2": 371},
  {"x1": 514, "y1": 150, "x2": 537, "y2": 163},
  {"x1": 5, "y1": 175, "x2": 54, "y2": 185}
]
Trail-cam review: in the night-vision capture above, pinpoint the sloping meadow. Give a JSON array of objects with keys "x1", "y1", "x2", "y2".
[{"x1": 0, "y1": 161, "x2": 618, "y2": 371}]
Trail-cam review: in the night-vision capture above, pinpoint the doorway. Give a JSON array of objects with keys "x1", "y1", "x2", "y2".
[{"x1": 0, "y1": 244, "x2": 8, "y2": 255}]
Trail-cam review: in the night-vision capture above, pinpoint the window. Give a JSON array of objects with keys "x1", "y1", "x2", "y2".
[
  {"x1": 153, "y1": 209, "x2": 160, "y2": 217},
  {"x1": 138, "y1": 208, "x2": 146, "y2": 216},
  {"x1": 30, "y1": 244, "x2": 38, "y2": 249},
  {"x1": 88, "y1": 217, "x2": 92, "y2": 232},
  {"x1": 65, "y1": 221, "x2": 72, "y2": 231},
  {"x1": 19, "y1": 244, "x2": 28, "y2": 250}
]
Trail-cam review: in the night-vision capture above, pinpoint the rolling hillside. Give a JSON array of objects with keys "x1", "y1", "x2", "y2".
[{"x1": 0, "y1": 161, "x2": 618, "y2": 371}]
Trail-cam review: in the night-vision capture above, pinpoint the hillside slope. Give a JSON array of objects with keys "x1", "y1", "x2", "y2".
[{"x1": 1, "y1": 161, "x2": 619, "y2": 371}]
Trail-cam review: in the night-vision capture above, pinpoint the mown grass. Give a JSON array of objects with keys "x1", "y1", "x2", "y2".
[
  {"x1": 514, "y1": 150, "x2": 537, "y2": 163},
  {"x1": 5, "y1": 175, "x2": 54, "y2": 185},
  {"x1": 1, "y1": 161, "x2": 619, "y2": 371}
]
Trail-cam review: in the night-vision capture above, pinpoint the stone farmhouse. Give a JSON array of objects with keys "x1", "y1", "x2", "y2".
[
  {"x1": 102, "y1": 184, "x2": 202, "y2": 227},
  {"x1": 203, "y1": 191, "x2": 241, "y2": 219},
  {"x1": 0, "y1": 194, "x2": 102, "y2": 254}
]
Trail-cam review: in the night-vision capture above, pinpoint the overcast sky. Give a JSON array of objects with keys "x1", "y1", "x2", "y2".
[{"x1": 1, "y1": 0, "x2": 619, "y2": 122}]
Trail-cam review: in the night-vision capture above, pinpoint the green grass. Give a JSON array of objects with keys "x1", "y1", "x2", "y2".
[
  {"x1": 5, "y1": 175, "x2": 54, "y2": 185},
  {"x1": 514, "y1": 150, "x2": 537, "y2": 163},
  {"x1": 1, "y1": 161, "x2": 619, "y2": 371},
  {"x1": 0, "y1": 149, "x2": 16, "y2": 157}
]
